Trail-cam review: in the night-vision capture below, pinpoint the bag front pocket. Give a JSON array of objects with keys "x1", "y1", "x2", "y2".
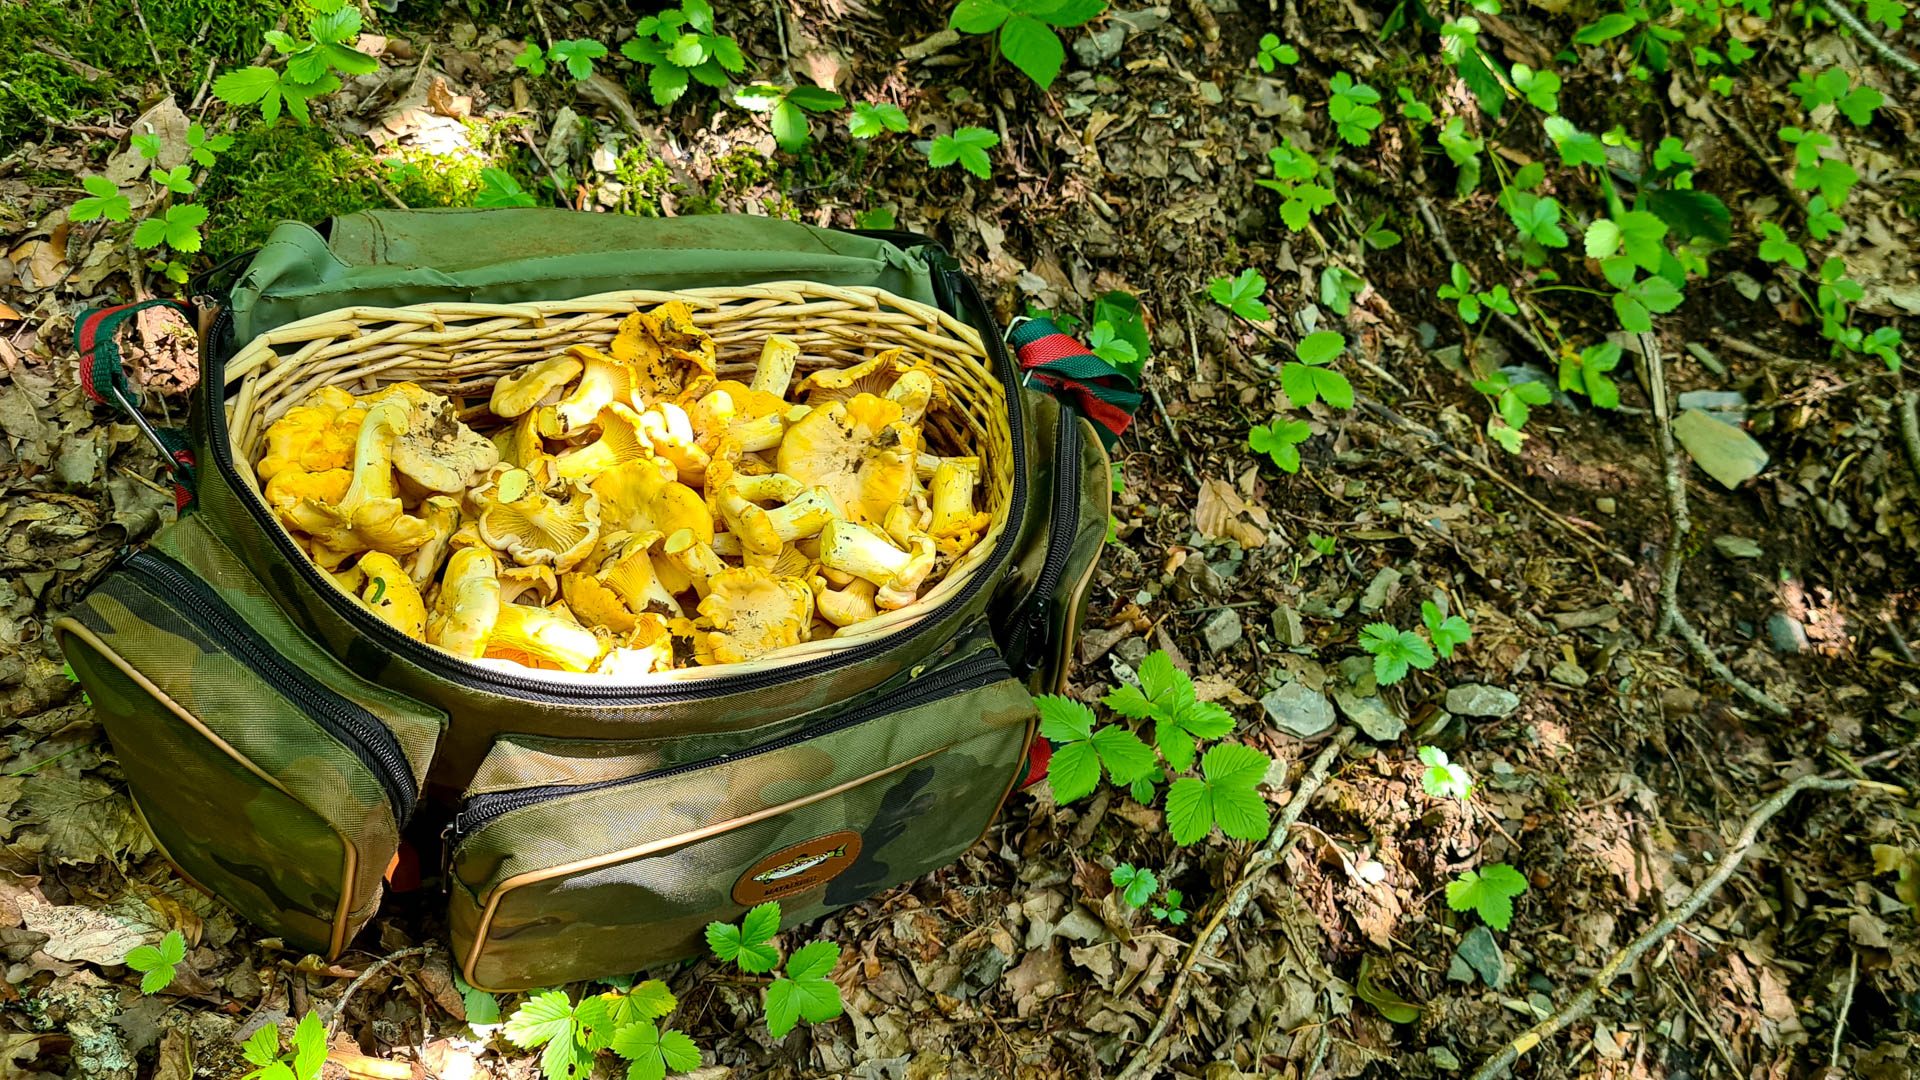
[
  {"x1": 55, "y1": 547, "x2": 443, "y2": 957},
  {"x1": 448, "y1": 647, "x2": 1035, "y2": 991}
]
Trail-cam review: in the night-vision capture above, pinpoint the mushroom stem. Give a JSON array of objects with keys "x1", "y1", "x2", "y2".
[{"x1": 752, "y1": 335, "x2": 801, "y2": 398}]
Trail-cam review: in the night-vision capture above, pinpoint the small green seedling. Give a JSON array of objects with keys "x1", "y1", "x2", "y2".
[
  {"x1": 849, "y1": 102, "x2": 909, "y2": 139},
  {"x1": 1150, "y1": 887, "x2": 1188, "y2": 925},
  {"x1": 736, "y1": 83, "x2": 847, "y2": 152},
  {"x1": 1165, "y1": 743, "x2": 1272, "y2": 844},
  {"x1": 1471, "y1": 372, "x2": 1551, "y2": 454},
  {"x1": 72, "y1": 177, "x2": 132, "y2": 223},
  {"x1": 452, "y1": 970, "x2": 501, "y2": 1026},
  {"x1": 622, "y1": 1, "x2": 749, "y2": 106},
  {"x1": 1865, "y1": 0, "x2": 1908, "y2": 29},
  {"x1": 948, "y1": 0, "x2": 1108, "y2": 89},
  {"x1": 1542, "y1": 116, "x2": 1605, "y2": 168},
  {"x1": 1446, "y1": 863, "x2": 1528, "y2": 930},
  {"x1": 1320, "y1": 265, "x2": 1366, "y2": 316},
  {"x1": 1359, "y1": 622, "x2": 1435, "y2": 686},
  {"x1": 1255, "y1": 33, "x2": 1299, "y2": 70},
  {"x1": 1756, "y1": 222, "x2": 1806, "y2": 270},
  {"x1": 240, "y1": 1012, "x2": 328, "y2": 1080},
  {"x1": 513, "y1": 41, "x2": 548, "y2": 76},
  {"x1": 1307, "y1": 532, "x2": 1336, "y2": 556},
  {"x1": 475, "y1": 168, "x2": 538, "y2": 208},
  {"x1": 1208, "y1": 268, "x2": 1270, "y2": 322},
  {"x1": 1249, "y1": 418, "x2": 1312, "y2": 473},
  {"x1": 1111, "y1": 862, "x2": 1158, "y2": 907},
  {"x1": 1559, "y1": 341, "x2": 1623, "y2": 409},
  {"x1": 548, "y1": 39, "x2": 609, "y2": 80},
  {"x1": 1790, "y1": 67, "x2": 1883, "y2": 127},
  {"x1": 1420, "y1": 601, "x2": 1471, "y2": 658},
  {"x1": 706, "y1": 900, "x2": 781, "y2": 973},
  {"x1": 1418, "y1": 746, "x2": 1473, "y2": 800},
  {"x1": 132, "y1": 204, "x2": 208, "y2": 254},
  {"x1": 185, "y1": 122, "x2": 232, "y2": 167},
  {"x1": 1509, "y1": 63, "x2": 1560, "y2": 112},
  {"x1": 1327, "y1": 72, "x2": 1384, "y2": 145},
  {"x1": 1034, "y1": 695, "x2": 1155, "y2": 803},
  {"x1": 611, "y1": 1020, "x2": 701, "y2": 1080},
  {"x1": 1281, "y1": 330, "x2": 1354, "y2": 410},
  {"x1": 1436, "y1": 263, "x2": 1516, "y2": 325},
  {"x1": 1087, "y1": 321, "x2": 1139, "y2": 370},
  {"x1": 765, "y1": 941, "x2": 843, "y2": 1038},
  {"x1": 124, "y1": 930, "x2": 186, "y2": 994},
  {"x1": 213, "y1": 0, "x2": 376, "y2": 124},
  {"x1": 854, "y1": 206, "x2": 897, "y2": 230},
  {"x1": 504, "y1": 991, "x2": 616, "y2": 1080},
  {"x1": 1257, "y1": 140, "x2": 1334, "y2": 230},
  {"x1": 925, "y1": 126, "x2": 1000, "y2": 179}
]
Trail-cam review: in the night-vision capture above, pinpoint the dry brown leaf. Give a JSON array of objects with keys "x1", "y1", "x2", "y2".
[{"x1": 1194, "y1": 476, "x2": 1269, "y2": 548}]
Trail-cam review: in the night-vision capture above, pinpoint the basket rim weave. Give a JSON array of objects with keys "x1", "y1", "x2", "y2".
[{"x1": 219, "y1": 282, "x2": 1016, "y2": 684}]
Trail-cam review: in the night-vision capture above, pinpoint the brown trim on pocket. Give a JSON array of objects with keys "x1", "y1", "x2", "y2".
[
  {"x1": 459, "y1": 745, "x2": 950, "y2": 991},
  {"x1": 130, "y1": 795, "x2": 216, "y2": 902},
  {"x1": 976, "y1": 712, "x2": 1038, "y2": 849},
  {"x1": 55, "y1": 619, "x2": 363, "y2": 959}
]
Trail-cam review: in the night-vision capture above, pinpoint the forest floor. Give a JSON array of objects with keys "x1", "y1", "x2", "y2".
[{"x1": 2, "y1": 0, "x2": 1919, "y2": 1078}]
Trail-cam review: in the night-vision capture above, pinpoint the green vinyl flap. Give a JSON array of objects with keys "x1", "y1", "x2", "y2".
[{"x1": 228, "y1": 209, "x2": 939, "y2": 343}]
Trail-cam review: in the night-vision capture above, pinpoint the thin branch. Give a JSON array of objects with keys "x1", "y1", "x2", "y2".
[
  {"x1": 1641, "y1": 332, "x2": 1792, "y2": 718},
  {"x1": 1831, "y1": 949, "x2": 1859, "y2": 1068},
  {"x1": 1898, "y1": 388, "x2": 1920, "y2": 486},
  {"x1": 325, "y1": 946, "x2": 435, "y2": 1040},
  {"x1": 1467, "y1": 776, "x2": 1905, "y2": 1080},
  {"x1": 1816, "y1": 0, "x2": 1920, "y2": 78},
  {"x1": 1115, "y1": 729, "x2": 1356, "y2": 1080},
  {"x1": 1415, "y1": 196, "x2": 1556, "y2": 362}
]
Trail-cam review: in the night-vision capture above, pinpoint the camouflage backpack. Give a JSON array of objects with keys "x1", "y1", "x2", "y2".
[{"x1": 55, "y1": 209, "x2": 1136, "y2": 990}]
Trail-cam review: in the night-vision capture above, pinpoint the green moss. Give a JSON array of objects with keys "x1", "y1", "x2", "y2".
[
  {"x1": 196, "y1": 122, "x2": 516, "y2": 259},
  {"x1": 610, "y1": 146, "x2": 675, "y2": 216},
  {"x1": 0, "y1": 0, "x2": 287, "y2": 142}
]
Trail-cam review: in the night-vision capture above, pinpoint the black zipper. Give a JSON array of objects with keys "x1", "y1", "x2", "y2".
[
  {"x1": 1003, "y1": 400, "x2": 1083, "y2": 668},
  {"x1": 119, "y1": 549, "x2": 419, "y2": 826},
  {"x1": 199, "y1": 267, "x2": 1030, "y2": 705},
  {"x1": 448, "y1": 649, "x2": 1013, "y2": 844}
]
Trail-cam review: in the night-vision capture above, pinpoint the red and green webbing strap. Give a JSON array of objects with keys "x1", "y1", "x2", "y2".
[
  {"x1": 74, "y1": 299, "x2": 199, "y2": 509},
  {"x1": 1009, "y1": 317, "x2": 1141, "y2": 448}
]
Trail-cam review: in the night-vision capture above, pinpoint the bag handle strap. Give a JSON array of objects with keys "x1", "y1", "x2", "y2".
[
  {"x1": 1008, "y1": 316, "x2": 1142, "y2": 448},
  {"x1": 74, "y1": 299, "x2": 200, "y2": 510}
]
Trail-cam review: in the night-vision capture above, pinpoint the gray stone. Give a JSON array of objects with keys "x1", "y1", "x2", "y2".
[
  {"x1": 1446, "y1": 683, "x2": 1521, "y2": 717},
  {"x1": 1428, "y1": 1045, "x2": 1462, "y2": 1070},
  {"x1": 1767, "y1": 612, "x2": 1809, "y2": 654},
  {"x1": 1678, "y1": 389, "x2": 1748, "y2": 417},
  {"x1": 1073, "y1": 24, "x2": 1129, "y2": 66},
  {"x1": 1114, "y1": 635, "x2": 1151, "y2": 666},
  {"x1": 1453, "y1": 926, "x2": 1507, "y2": 988},
  {"x1": 1270, "y1": 605, "x2": 1305, "y2": 647},
  {"x1": 1713, "y1": 534, "x2": 1764, "y2": 559},
  {"x1": 1332, "y1": 686, "x2": 1405, "y2": 741},
  {"x1": 1261, "y1": 682, "x2": 1335, "y2": 738},
  {"x1": 1550, "y1": 604, "x2": 1618, "y2": 630},
  {"x1": 1203, "y1": 608, "x2": 1243, "y2": 652},
  {"x1": 1548, "y1": 658, "x2": 1589, "y2": 688},
  {"x1": 1338, "y1": 655, "x2": 1378, "y2": 696},
  {"x1": 1358, "y1": 567, "x2": 1402, "y2": 615},
  {"x1": 1109, "y1": 6, "x2": 1171, "y2": 33}
]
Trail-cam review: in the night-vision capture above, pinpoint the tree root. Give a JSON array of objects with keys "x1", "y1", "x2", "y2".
[
  {"x1": 1114, "y1": 729, "x2": 1356, "y2": 1080},
  {"x1": 1641, "y1": 333, "x2": 1793, "y2": 719},
  {"x1": 1815, "y1": 0, "x2": 1920, "y2": 79},
  {"x1": 325, "y1": 945, "x2": 437, "y2": 1041},
  {"x1": 1467, "y1": 775, "x2": 1906, "y2": 1080}
]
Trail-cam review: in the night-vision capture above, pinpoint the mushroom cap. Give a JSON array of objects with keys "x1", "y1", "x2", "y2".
[
  {"x1": 812, "y1": 575, "x2": 880, "y2": 628},
  {"x1": 492, "y1": 412, "x2": 546, "y2": 468},
  {"x1": 264, "y1": 468, "x2": 351, "y2": 527},
  {"x1": 539, "y1": 345, "x2": 636, "y2": 439},
  {"x1": 596, "y1": 613, "x2": 676, "y2": 676},
  {"x1": 561, "y1": 569, "x2": 637, "y2": 635},
  {"x1": 428, "y1": 547, "x2": 502, "y2": 659},
  {"x1": 492, "y1": 356, "x2": 584, "y2": 418},
  {"x1": 593, "y1": 530, "x2": 684, "y2": 620},
  {"x1": 776, "y1": 393, "x2": 919, "y2": 526},
  {"x1": 287, "y1": 399, "x2": 438, "y2": 558},
  {"x1": 356, "y1": 383, "x2": 501, "y2": 494},
  {"x1": 618, "y1": 301, "x2": 718, "y2": 405},
  {"x1": 484, "y1": 601, "x2": 605, "y2": 673},
  {"x1": 496, "y1": 564, "x2": 560, "y2": 606},
  {"x1": 257, "y1": 386, "x2": 363, "y2": 482},
  {"x1": 406, "y1": 495, "x2": 464, "y2": 587},
  {"x1": 474, "y1": 467, "x2": 603, "y2": 572},
  {"x1": 554, "y1": 402, "x2": 653, "y2": 480},
  {"x1": 795, "y1": 350, "x2": 907, "y2": 405},
  {"x1": 591, "y1": 457, "x2": 715, "y2": 543},
  {"x1": 682, "y1": 566, "x2": 815, "y2": 665},
  {"x1": 634, "y1": 402, "x2": 711, "y2": 487},
  {"x1": 355, "y1": 552, "x2": 427, "y2": 639}
]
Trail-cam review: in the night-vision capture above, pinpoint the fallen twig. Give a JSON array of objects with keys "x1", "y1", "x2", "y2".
[
  {"x1": 1815, "y1": 0, "x2": 1920, "y2": 78},
  {"x1": 1115, "y1": 729, "x2": 1356, "y2": 1080},
  {"x1": 1414, "y1": 196, "x2": 1556, "y2": 362},
  {"x1": 325, "y1": 946, "x2": 435, "y2": 1040},
  {"x1": 1831, "y1": 948, "x2": 1859, "y2": 1068},
  {"x1": 1641, "y1": 332, "x2": 1792, "y2": 718},
  {"x1": 1898, "y1": 388, "x2": 1920, "y2": 486},
  {"x1": 1467, "y1": 775, "x2": 1906, "y2": 1080}
]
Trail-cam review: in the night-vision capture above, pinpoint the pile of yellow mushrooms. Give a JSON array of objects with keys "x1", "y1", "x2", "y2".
[{"x1": 253, "y1": 301, "x2": 991, "y2": 675}]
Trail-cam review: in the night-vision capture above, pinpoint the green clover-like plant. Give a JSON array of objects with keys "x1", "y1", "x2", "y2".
[
  {"x1": 72, "y1": 176, "x2": 131, "y2": 223},
  {"x1": 1558, "y1": 341, "x2": 1623, "y2": 410},
  {"x1": 1036, "y1": 695, "x2": 1156, "y2": 803},
  {"x1": 1418, "y1": 746, "x2": 1474, "y2": 800},
  {"x1": 1756, "y1": 222, "x2": 1806, "y2": 271},
  {"x1": 124, "y1": 930, "x2": 186, "y2": 994},
  {"x1": 1542, "y1": 116, "x2": 1605, "y2": 168},
  {"x1": 1509, "y1": 63, "x2": 1560, "y2": 113},
  {"x1": 925, "y1": 126, "x2": 1000, "y2": 179},
  {"x1": 1150, "y1": 886, "x2": 1188, "y2": 925},
  {"x1": 1249, "y1": 418, "x2": 1312, "y2": 473},
  {"x1": 706, "y1": 900, "x2": 781, "y2": 973},
  {"x1": 1165, "y1": 742, "x2": 1272, "y2": 845},
  {"x1": 513, "y1": 41, "x2": 548, "y2": 76},
  {"x1": 475, "y1": 168, "x2": 539, "y2": 208},
  {"x1": 736, "y1": 83, "x2": 847, "y2": 152},
  {"x1": 1358, "y1": 622, "x2": 1435, "y2": 686},
  {"x1": 948, "y1": 0, "x2": 1107, "y2": 89},
  {"x1": 1255, "y1": 33, "x2": 1299, "y2": 71},
  {"x1": 131, "y1": 203, "x2": 208, "y2": 253},
  {"x1": 1327, "y1": 71, "x2": 1384, "y2": 145},
  {"x1": 622, "y1": 1, "x2": 749, "y2": 106},
  {"x1": 1281, "y1": 330, "x2": 1354, "y2": 410},
  {"x1": 610, "y1": 1020, "x2": 701, "y2": 1080},
  {"x1": 765, "y1": 940, "x2": 843, "y2": 1038},
  {"x1": 503, "y1": 992, "x2": 614, "y2": 1080},
  {"x1": 548, "y1": 39, "x2": 609, "y2": 80},
  {"x1": 849, "y1": 101, "x2": 909, "y2": 139},
  {"x1": 1420, "y1": 600, "x2": 1472, "y2": 658},
  {"x1": 1208, "y1": 268, "x2": 1270, "y2": 322},
  {"x1": 1110, "y1": 862, "x2": 1158, "y2": 907},
  {"x1": 1102, "y1": 651, "x2": 1236, "y2": 772},
  {"x1": 240, "y1": 1012, "x2": 328, "y2": 1080},
  {"x1": 212, "y1": 0, "x2": 373, "y2": 124},
  {"x1": 1446, "y1": 863, "x2": 1528, "y2": 930}
]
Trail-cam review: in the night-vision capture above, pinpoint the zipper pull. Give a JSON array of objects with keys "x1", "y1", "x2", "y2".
[{"x1": 439, "y1": 819, "x2": 458, "y2": 894}]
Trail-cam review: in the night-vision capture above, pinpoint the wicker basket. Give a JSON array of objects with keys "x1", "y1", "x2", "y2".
[{"x1": 221, "y1": 282, "x2": 1014, "y2": 680}]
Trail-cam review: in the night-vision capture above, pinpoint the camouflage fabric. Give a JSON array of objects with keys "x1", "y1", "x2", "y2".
[
  {"x1": 53, "y1": 515, "x2": 445, "y2": 957},
  {"x1": 448, "y1": 657, "x2": 1034, "y2": 991}
]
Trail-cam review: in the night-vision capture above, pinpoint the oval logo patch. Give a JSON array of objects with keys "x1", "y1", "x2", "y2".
[{"x1": 732, "y1": 830, "x2": 862, "y2": 905}]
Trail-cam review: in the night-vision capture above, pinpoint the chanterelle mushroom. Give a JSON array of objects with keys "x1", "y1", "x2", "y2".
[
  {"x1": 818, "y1": 519, "x2": 936, "y2": 610},
  {"x1": 485, "y1": 601, "x2": 605, "y2": 672},
  {"x1": 288, "y1": 399, "x2": 439, "y2": 560},
  {"x1": 257, "y1": 386, "x2": 364, "y2": 482},
  {"x1": 591, "y1": 530, "x2": 685, "y2": 623},
  {"x1": 554, "y1": 403, "x2": 652, "y2": 480},
  {"x1": 357, "y1": 383, "x2": 500, "y2": 494},
  {"x1": 354, "y1": 552, "x2": 427, "y2": 639},
  {"x1": 492, "y1": 356, "x2": 583, "y2": 418},
  {"x1": 538, "y1": 345, "x2": 634, "y2": 439},
  {"x1": 812, "y1": 575, "x2": 879, "y2": 627},
  {"x1": 752, "y1": 335, "x2": 801, "y2": 398},
  {"x1": 264, "y1": 468, "x2": 350, "y2": 530},
  {"x1": 473, "y1": 466, "x2": 602, "y2": 572},
  {"x1": 776, "y1": 393, "x2": 919, "y2": 525},
  {"x1": 662, "y1": 528, "x2": 726, "y2": 597},
  {"x1": 591, "y1": 457, "x2": 713, "y2": 542},
  {"x1": 406, "y1": 496, "x2": 463, "y2": 588},
  {"x1": 428, "y1": 547, "x2": 502, "y2": 659},
  {"x1": 619, "y1": 301, "x2": 717, "y2": 404},
  {"x1": 675, "y1": 565, "x2": 814, "y2": 665},
  {"x1": 795, "y1": 349, "x2": 906, "y2": 405},
  {"x1": 597, "y1": 613, "x2": 676, "y2": 676},
  {"x1": 719, "y1": 477, "x2": 841, "y2": 556},
  {"x1": 633, "y1": 402, "x2": 711, "y2": 487}
]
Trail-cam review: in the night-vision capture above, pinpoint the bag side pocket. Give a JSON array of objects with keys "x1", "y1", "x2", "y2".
[
  {"x1": 55, "y1": 543, "x2": 444, "y2": 956},
  {"x1": 448, "y1": 647, "x2": 1034, "y2": 991}
]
